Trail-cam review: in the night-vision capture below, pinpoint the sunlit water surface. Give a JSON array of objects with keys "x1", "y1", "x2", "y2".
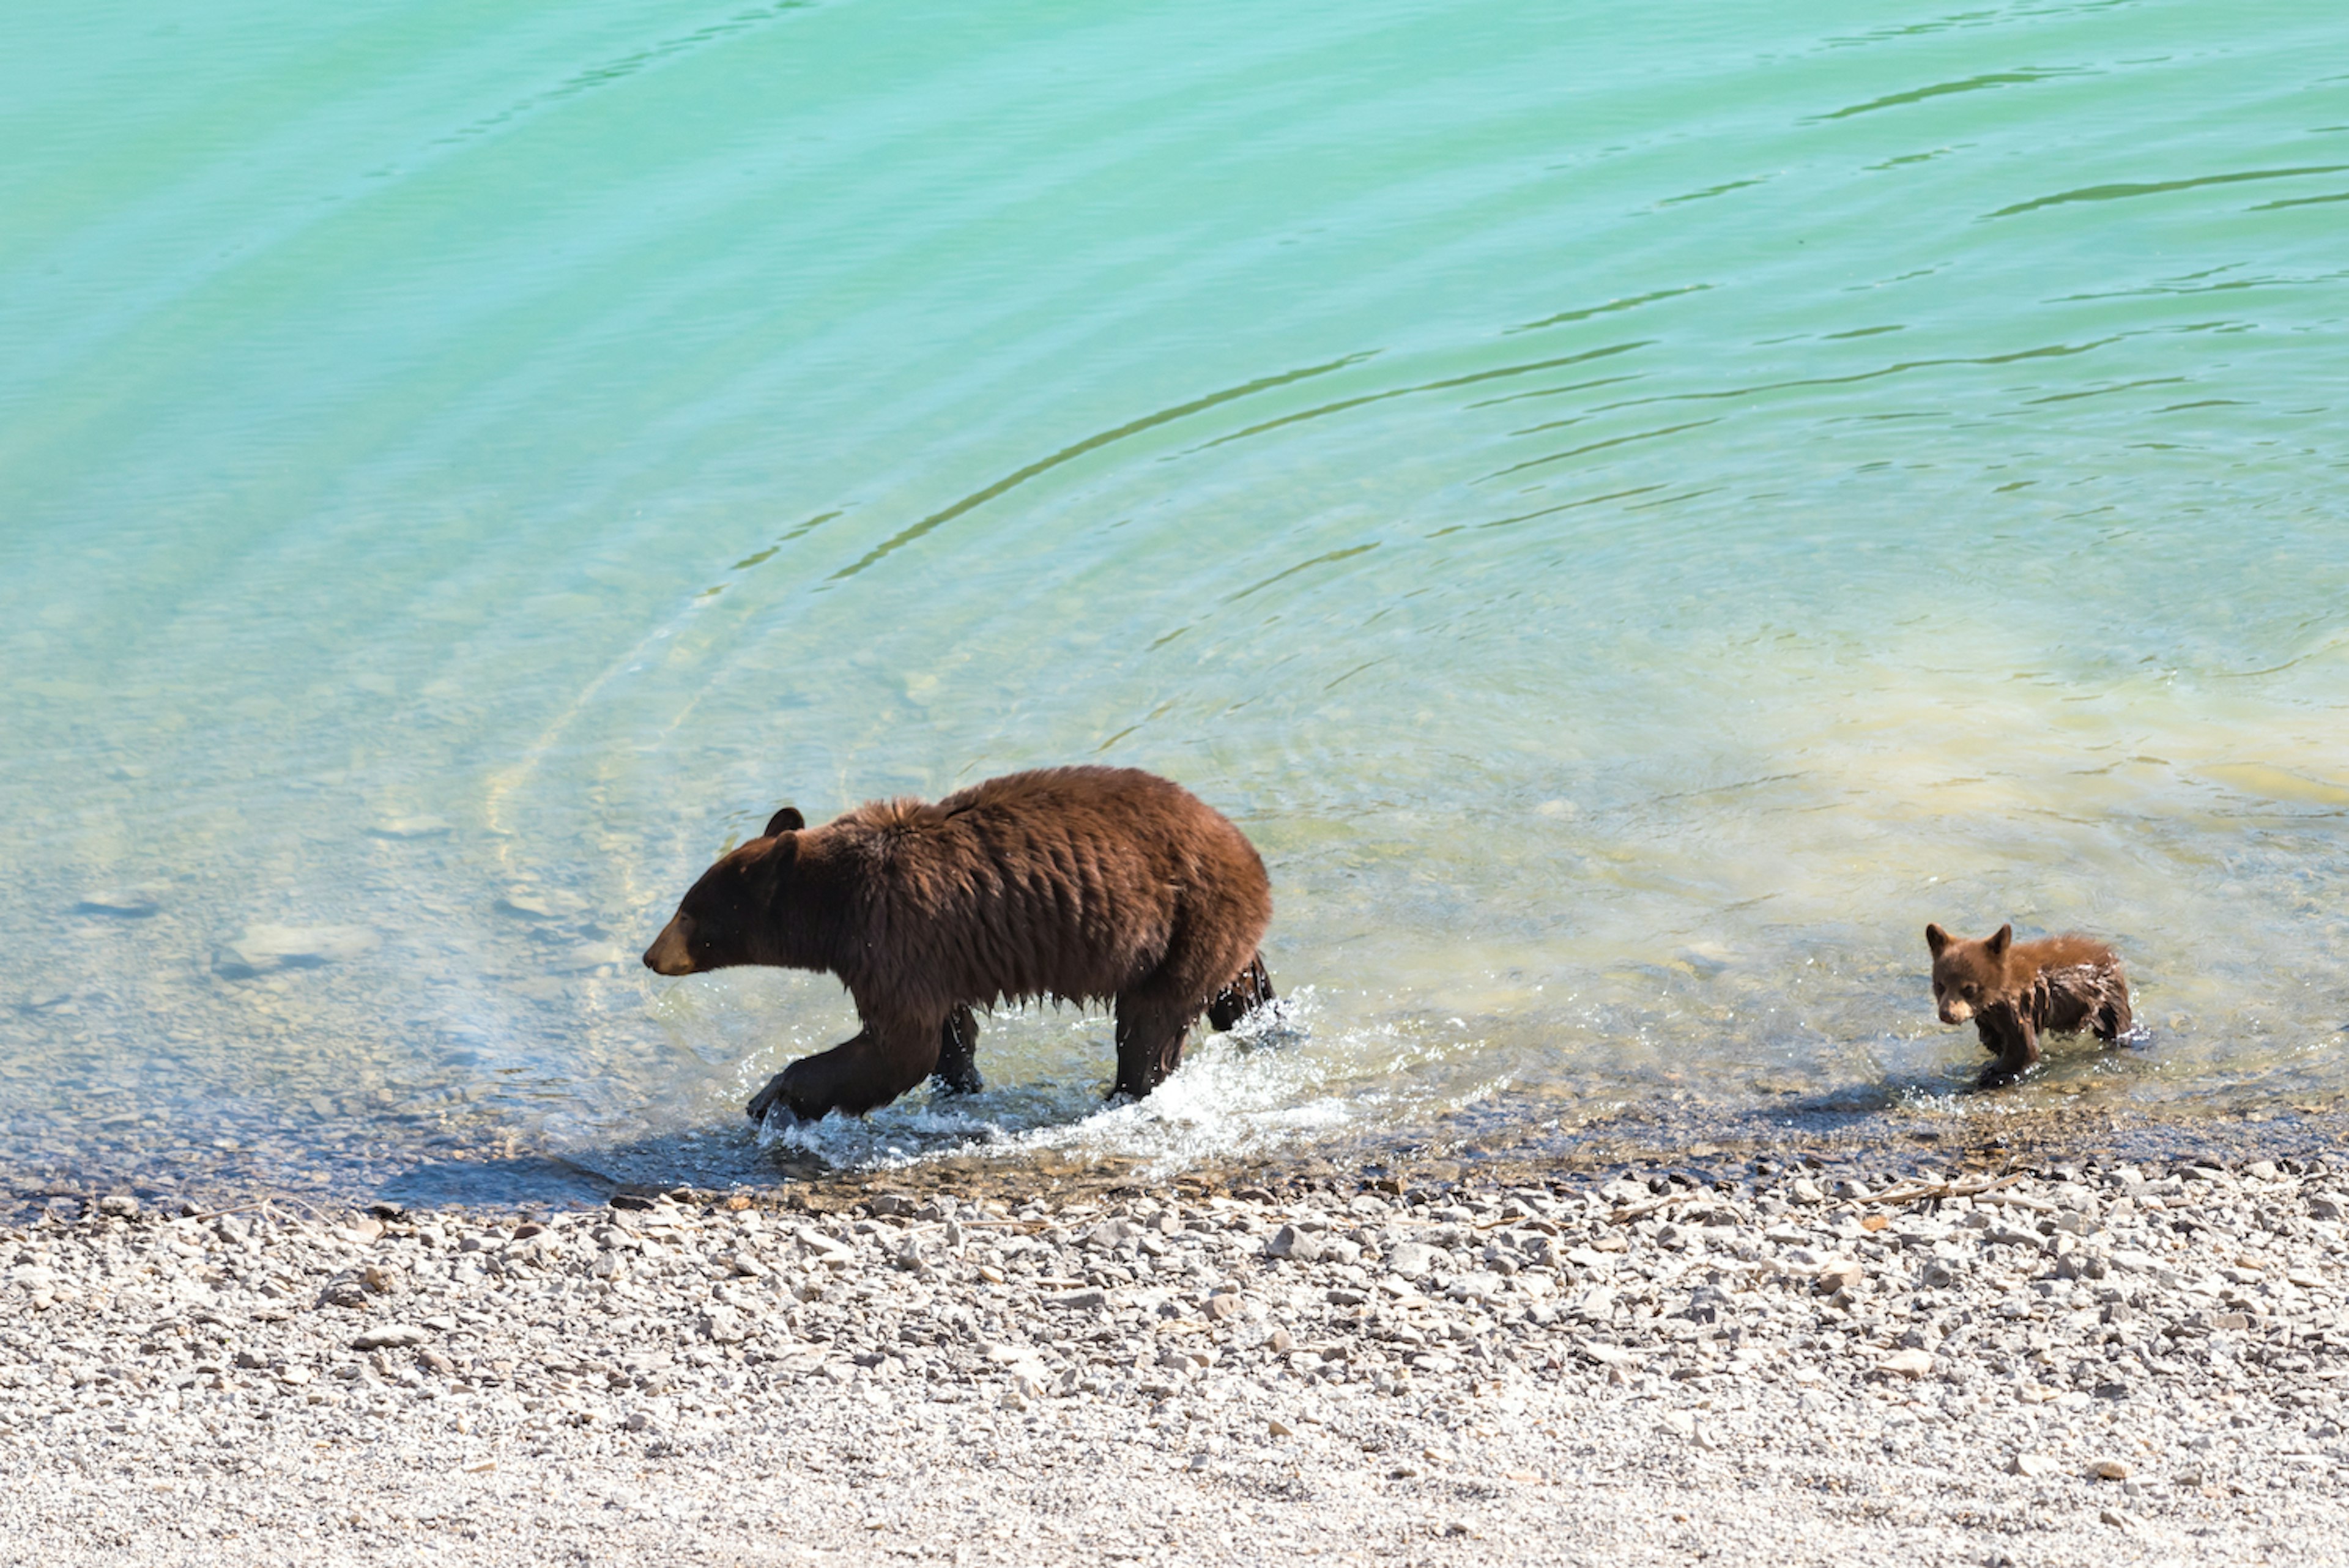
[{"x1": 4, "y1": 0, "x2": 2347, "y2": 1208}]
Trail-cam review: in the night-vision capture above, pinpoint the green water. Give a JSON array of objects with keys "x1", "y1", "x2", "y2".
[{"x1": 4, "y1": 1, "x2": 2347, "y2": 1205}]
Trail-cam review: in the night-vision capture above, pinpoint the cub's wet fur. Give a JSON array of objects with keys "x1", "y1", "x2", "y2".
[{"x1": 1926, "y1": 922, "x2": 2133, "y2": 1088}]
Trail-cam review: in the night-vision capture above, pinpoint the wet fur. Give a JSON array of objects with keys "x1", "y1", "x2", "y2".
[
  {"x1": 1926, "y1": 923, "x2": 2132, "y2": 1088},
  {"x1": 645, "y1": 767, "x2": 1275, "y2": 1121}
]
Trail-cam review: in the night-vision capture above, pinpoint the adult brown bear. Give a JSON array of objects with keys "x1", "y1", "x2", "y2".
[{"x1": 643, "y1": 766, "x2": 1276, "y2": 1122}]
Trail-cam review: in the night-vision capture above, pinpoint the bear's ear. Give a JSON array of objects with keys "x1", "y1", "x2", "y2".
[
  {"x1": 746, "y1": 827, "x2": 797, "y2": 899},
  {"x1": 1985, "y1": 923, "x2": 2013, "y2": 959},
  {"x1": 764, "y1": 806, "x2": 805, "y2": 838},
  {"x1": 1925, "y1": 923, "x2": 1948, "y2": 957}
]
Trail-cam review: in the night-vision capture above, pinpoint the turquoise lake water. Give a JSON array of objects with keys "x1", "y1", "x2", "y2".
[{"x1": 4, "y1": 1, "x2": 2347, "y2": 1206}]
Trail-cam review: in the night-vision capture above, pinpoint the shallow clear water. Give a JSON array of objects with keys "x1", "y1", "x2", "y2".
[{"x1": 5, "y1": 0, "x2": 2347, "y2": 1207}]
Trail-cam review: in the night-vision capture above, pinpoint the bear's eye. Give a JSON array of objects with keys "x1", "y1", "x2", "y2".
[{"x1": 1932, "y1": 981, "x2": 1943, "y2": 995}]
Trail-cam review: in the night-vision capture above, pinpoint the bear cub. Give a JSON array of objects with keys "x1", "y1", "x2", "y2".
[
  {"x1": 1926, "y1": 922, "x2": 2132, "y2": 1088},
  {"x1": 644, "y1": 766, "x2": 1276, "y2": 1123}
]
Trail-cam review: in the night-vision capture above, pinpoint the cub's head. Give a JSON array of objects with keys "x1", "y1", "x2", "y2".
[
  {"x1": 1924, "y1": 922, "x2": 2011, "y2": 1025},
  {"x1": 642, "y1": 806, "x2": 805, "y2": 976}
]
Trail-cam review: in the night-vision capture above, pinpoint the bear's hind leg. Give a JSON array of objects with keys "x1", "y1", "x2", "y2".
[
  {"x1": 931, "y1": 1005, "x2": 983, "y2": 1096},
  {"x1": 2095, "y1": 980, "x2": 2132, "y2": 1044},
  {"x1": 1110, "y1": 996, "x2": 1193, "y2": 1102},
  {"x1": 1206, "y1": 953, "x2": 1275, "y2": 1033}
]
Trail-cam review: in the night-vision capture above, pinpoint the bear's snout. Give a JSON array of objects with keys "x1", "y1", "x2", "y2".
[
  {"x1": 644, "y1": 913, "x2": 699, "y2": 976},
  {"x1": 1939, "y1": 998, "x2": 1972, "y2": 1025}
]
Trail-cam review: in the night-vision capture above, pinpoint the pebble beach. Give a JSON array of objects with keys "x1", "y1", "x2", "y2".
[{"x1": 7, "y1": 1151, "x2": 2348, "y2": 1566}]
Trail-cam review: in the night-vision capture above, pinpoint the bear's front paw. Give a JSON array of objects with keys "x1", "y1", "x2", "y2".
[
  {"x1": 746, "y1": 1072, "x2": 803, "y2": 1125},
  {"x1": 1975, "y1": 1061, "x2": 2033, "y2": 1090}
]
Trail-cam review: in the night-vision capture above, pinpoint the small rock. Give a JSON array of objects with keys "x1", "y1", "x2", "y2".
[
  {"x1": 351, "y1": 1325, "x2": 428, "y2": 1351},
  {"x1": 1814, "y1": 1260, "x2": 1864, "y2": 1293},
  {"x1": 1682, "y1": 1285, "x2": 1730, "y2": 1324},
  {"x1": 867, "y1": 1194, "x2": 917, "y2": 1218},
  {"x1": 1444, "y1": 1271, "x2": 1504, "y2": 1303},
  {"x1": 1880, "y1": 1348, "x2": 1934, "y2": 1378},
  {"x1": 365, "y1": 816, "x2": 452, "y2": 840},
  {"x1": 217, "y1": 924, "x2": 379, "y2": 978},
  {"x1": 1085, "y1": 1219, "x2": 1140, "y2": 1251},
  {"x1": 2092, "y1": 1458, "x2": 2131, "y2": 1481},
  {"x1": 700, "y1": 1307, "x2": 747, "y2": 1344},
  {"x1": 76, "y1": 890, "x2": 161, "y2": 918},
  {"x1": 97, "y1": 1194, "x2": 140, "y2": 1219},
  {"x1": 1386, "y1": 1242, "x2": 1442, "y2": 1279},
  {"x1": 1204, "y1": 1293, "x2": 1244, "y2": 1322},
  {"x1": 1267, "y1": 1419, "x2": 1293, "y2": 1438},
  {"x1": 1264, "y1": 1225, "x2": 1323, "y2": 1263},
  {"x1": 1047, "y1": 1289, "x2": 1109, "y2": 1312},
  {"x1": 2012, "y1": 1452, "x2": 2058, "y2": 1477}
]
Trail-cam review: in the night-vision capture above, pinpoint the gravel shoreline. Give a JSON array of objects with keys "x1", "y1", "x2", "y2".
[{"x1": 6, "y1": 1153, "x2": 2348, "y2": 1565}]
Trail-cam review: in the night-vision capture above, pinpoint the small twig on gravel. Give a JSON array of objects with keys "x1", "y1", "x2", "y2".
[
  {"x1": 168, "y1": 1200, "x2": 279, "y2": 1225},
  {"x1": 1855, "y1": 1173, "x2": 2028, "y2": 1207}
]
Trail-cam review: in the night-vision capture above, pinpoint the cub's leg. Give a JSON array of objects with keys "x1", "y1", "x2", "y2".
[
  {"x1": 1974, "y1": 1005, "x2": 2040, "y2": 1089},
  {"x1": 930, "y1": 1005, "x2": 984, "y2": 1096},
  {"x1": 1206, "y1": 953, "x2": 1275, "y2": 1033},
  {"x1": 748, "y1": 1013, "x2": 943, "y2": 1123},
  {"x1": 2093, "y1": 976, "x2": 2133, "y2": 1044}
]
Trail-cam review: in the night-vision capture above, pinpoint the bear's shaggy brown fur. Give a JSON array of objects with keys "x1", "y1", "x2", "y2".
[
  {"x1": 1926, "y1": 923, "x2": 2132, "y2": 1088},
  {"x1": 644, "y1": 766, "x2": 1275, "y2": 1122}
]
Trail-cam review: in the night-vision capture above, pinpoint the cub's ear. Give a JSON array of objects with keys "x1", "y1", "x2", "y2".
[
  {"x1": 1985, "y1": 923, "x2": 2013, "y2": 959},
  {"x1": 1924, "y1": 923, "x2": 1948, "y2": 957},
  {"x1": 764, "y1": 806, "x2": 805, "y2": 838}
]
